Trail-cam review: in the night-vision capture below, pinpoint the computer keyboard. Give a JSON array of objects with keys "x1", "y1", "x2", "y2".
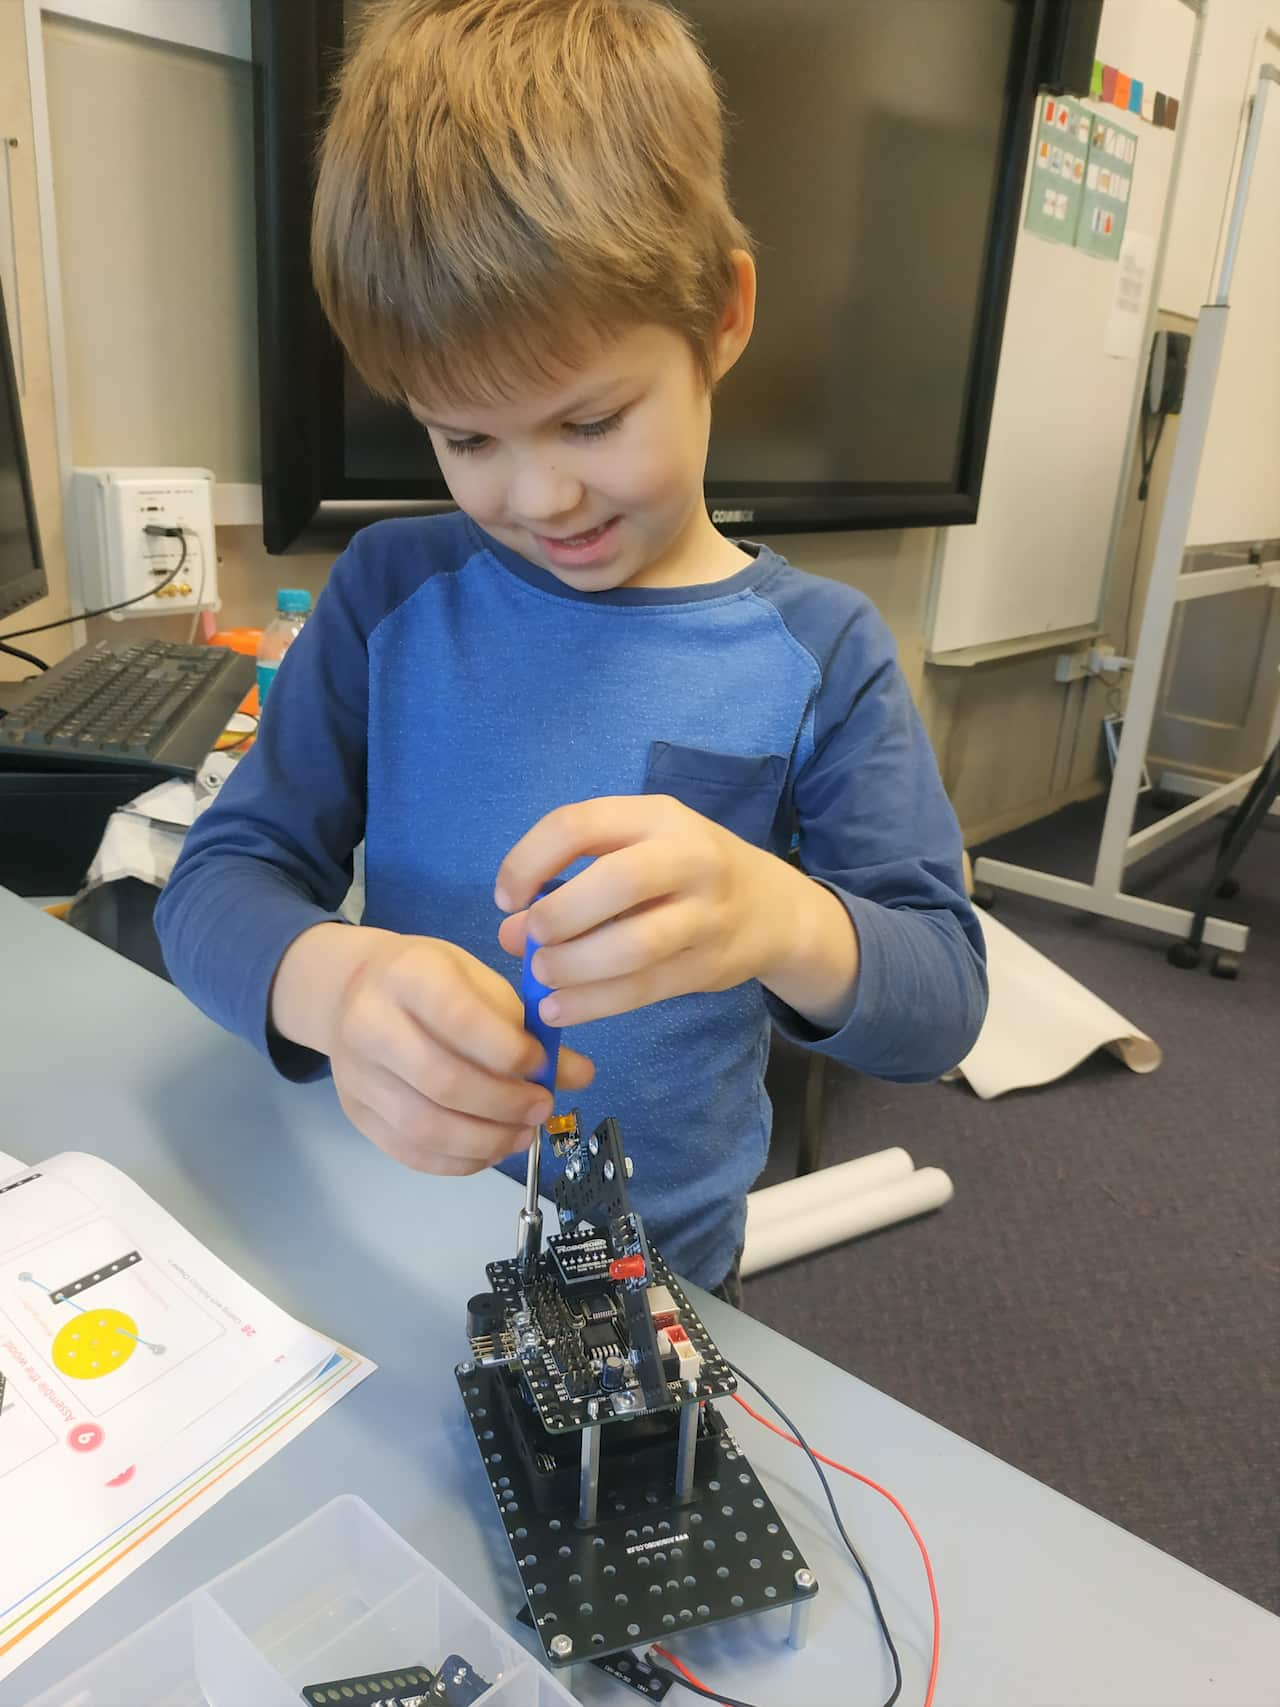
[{"x1": 0, "y1": 638, "x2": 256, "y2": 777}]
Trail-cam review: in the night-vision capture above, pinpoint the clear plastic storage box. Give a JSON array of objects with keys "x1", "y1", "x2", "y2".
[{"x1": 25, "y1": 1495, "x2": 577, "y2": 1707}]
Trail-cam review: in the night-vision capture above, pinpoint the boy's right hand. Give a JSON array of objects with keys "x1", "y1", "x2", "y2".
[{"x1": 270, "y1": 923, "x2": 594, "y2": 1176}]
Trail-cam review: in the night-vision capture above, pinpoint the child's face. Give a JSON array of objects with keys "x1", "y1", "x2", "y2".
[{"x1": 409, "y1": 263, "x2": 754, "y2": 592}]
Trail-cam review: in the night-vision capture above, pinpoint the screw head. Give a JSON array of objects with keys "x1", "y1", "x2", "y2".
[
  {"x1": 456, "y1": 1361, "x2": 474, "y2": 1375},
  {"x1": 624, "y1": 1156, "x2": 634, "y2": 1177},
  {"x1": 794, "y1": 1567, "x2": 816, "y2": 1591},
  {"x1": 550, "y1": 1633, "x2": 574, "y2": 1659},
  {"x1": 588, "y1": 1134, "x2": 600, "y2": 1156},
  {"x1": 603, "y1": 1159, "x2": 615, "y2": 1181}
]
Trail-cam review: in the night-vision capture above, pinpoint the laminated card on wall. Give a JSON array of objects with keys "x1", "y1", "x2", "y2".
[
  {"x1": 1077, "y1": 115, "x2": 1137, "y2": 260},
  {"x1": 1025, "y1": 93, "x2": 1090, "y2": 245}
]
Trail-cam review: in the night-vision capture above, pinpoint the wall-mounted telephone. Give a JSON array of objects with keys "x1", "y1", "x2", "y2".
[
  {"x1": 1146, "y1": 329, "x2": 1191, "y2": 417},
  {"x1": 1138, "y1": 329, "x2": 1192, "y2": 499}
]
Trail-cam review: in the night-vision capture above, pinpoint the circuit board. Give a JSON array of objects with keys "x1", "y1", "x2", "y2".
[{"x1": 479, "y1": 1244, "x2": 736, "y2": 1435}]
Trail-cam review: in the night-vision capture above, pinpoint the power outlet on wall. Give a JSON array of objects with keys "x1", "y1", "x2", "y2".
[
  {"x1": 1054, "y1": 650, "x2": 1091, "y2": 683},
  {"x1": 71, "y1": 468, "x2": 219, "y2": 621},
  {"x1": 1055, "y1": 643, "x2": 1130, "y2": 684}
]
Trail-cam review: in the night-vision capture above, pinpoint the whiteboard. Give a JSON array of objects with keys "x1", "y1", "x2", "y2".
[
  {"x1": 1187, "y1": 29, "x2": 1280, "y2": 547},
  {"x1": 1160, "y1": 3, "x2": 1277, "y2": 318},
  {"x1": 927, "y1": 0, "x2": 1193, "y2": 657}
]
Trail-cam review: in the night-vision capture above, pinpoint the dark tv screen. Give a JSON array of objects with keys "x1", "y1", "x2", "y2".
[
  {"x1": 253, "y1": 0, "x2": 1049, "y2": 551},
  {"x1": 0, "y1": 280, "x2": 47, "y2": 624}
]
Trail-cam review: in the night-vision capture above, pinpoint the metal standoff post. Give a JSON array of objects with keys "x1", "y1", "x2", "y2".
[
  {"x1": 578, "y1": 1417, "x2": 601, "y2": 1526},
  {"x1": 517, "y1": 1127, "x2": 543, "y2": 1273},
  {"x1": 788, "y1": 1570, "x2": 816, "y2": 1650},
  {"x1": 674, "y1": 1392, "x2": 698, "y2": 1503}
]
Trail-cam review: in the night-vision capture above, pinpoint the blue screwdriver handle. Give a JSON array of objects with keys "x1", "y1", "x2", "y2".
[{"x1": 520, "y1": 881, "x2": 564, "y2": 1096}]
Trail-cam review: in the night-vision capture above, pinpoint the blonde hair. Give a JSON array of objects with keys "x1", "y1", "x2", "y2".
[{"x1": 311, "y1": 0, "x2": 749, "y2": 407}]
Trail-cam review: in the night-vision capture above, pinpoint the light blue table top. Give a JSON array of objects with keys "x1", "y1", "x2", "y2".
[{"x1": 3, "y1": 888, "x2": 1278, "y2": 1706}]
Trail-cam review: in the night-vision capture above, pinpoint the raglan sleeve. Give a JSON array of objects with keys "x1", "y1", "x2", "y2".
[
  {"x1": 153, "y1": 534, "x2": 375, "y2": 1080},
  {"x1": 764, "y1": 598, "x2": 988, "y2": 1081}
]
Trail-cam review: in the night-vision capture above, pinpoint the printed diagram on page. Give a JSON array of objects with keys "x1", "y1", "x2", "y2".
[
  {"x1": 0, "y1": 1359, "x2": 56, "y2": 1480},
  {"x1": 8, "y1": 1220, "x2": 223, "y2": 1408},
  {"x1": 0, "y1": 1169, "x2": 231, "y2": 1482},
  {"x1": 0, "y1": 1152, "x2": 372, "y2": 1686}
]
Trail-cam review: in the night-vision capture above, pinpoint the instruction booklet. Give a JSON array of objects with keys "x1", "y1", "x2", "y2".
[{"x1": 0, "y1": 1149, "x2": 375, "y2": 1682}]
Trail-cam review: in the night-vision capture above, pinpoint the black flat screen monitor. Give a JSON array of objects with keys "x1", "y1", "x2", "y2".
[
  {"x1": 252, "y1": 0, "x2": 1060, "y2": 553},
  {"x1": 0, "y1": 279, "x2": 46, "y2": 624}
]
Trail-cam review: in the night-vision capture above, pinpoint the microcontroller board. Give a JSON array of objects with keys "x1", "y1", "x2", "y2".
[{"x1": 456, "y1": 1110, "x2": 817, "y2": 1673}]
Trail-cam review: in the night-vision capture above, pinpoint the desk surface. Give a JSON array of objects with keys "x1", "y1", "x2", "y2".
[{"x1": 3, "y1": 888, "x2": 1278, "y2": 1707}]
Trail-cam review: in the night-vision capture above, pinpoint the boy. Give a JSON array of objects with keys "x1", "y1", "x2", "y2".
[{"x1": 155, "y1": 0, "x2": 986, "y2": 1302}]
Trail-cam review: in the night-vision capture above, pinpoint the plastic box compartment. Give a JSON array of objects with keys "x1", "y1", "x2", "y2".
[{"x1": 24, "y1": 1495, "x2": 576, "y2": 1707}]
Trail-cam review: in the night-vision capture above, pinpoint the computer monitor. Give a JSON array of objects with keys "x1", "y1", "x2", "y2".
[
  {"x1": 0, "y1": 277, "x2": 47, "y2": 625},
  {"x1": 252, "y1": 0, "x2": 1052, "y2": 552}
]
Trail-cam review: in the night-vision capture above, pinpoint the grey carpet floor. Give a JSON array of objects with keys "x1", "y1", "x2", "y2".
[{"x1": 751, "y1": 795, "x2": 1280, "y2": 1614}]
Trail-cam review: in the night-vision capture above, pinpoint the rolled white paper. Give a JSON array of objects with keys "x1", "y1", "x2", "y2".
[
  {"x1": 744, "y1": 1147, "x2": 916, "y2": 1235},
  {"x1": 742, "y1": 1166, "x2": 954, "y2": 1276}
]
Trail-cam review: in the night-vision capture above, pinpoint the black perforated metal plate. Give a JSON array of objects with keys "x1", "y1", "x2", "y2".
[
  {"x1": 484, "y1": 1248, "x2": 736, "y2": 1435},
  {"x1": 514, "y1": 1620, "x2": 675, "y2": 1701},
  {"x1": 456, "y1": 1366, "x2": 817, "y2": 1667}
]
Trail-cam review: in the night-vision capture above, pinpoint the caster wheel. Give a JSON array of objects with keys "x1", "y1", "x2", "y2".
[
  {"x1": 1210, "y1": 951, "x2": 1240, "y2": 980},
  {"x1": 1216, "y1": 877, "x2": 1240, "y2": 899},
  {"x1": 972, "y1": 883, "x2": 997, "y2": 912},
  {"x1": 1167, "y1": 941, "x2": 1202, "y2": 970}
]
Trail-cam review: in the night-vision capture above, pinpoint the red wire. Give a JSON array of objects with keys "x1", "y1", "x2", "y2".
[
  {"x1": 652, "y1": 1642, "x2": 731, "y2": 1702},
  {"x1": 730, "y1": 1392, "x2": 941, "y2": 1707}
]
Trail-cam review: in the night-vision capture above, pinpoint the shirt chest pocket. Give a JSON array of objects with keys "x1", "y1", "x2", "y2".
[{"x1": 643, "y1": 741, "x2": 788, "y2": 848}]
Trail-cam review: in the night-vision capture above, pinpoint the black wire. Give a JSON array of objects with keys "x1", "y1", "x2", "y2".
[
  {"x1": 1136, "y1": 409, "x2": 1167, "y2": 503},
  {"x1": 0, "y1": 640, "x2": 48, "y2": 672},
  {"x1": 742, "y1": 1360, "x2": 902, "y2": 1705},
  {"x1": 0, "y1": 527, "x2": 188, "y2": 641},
  {"x1": 647, "y1": 1665, "x2": 764, "y2": 1707},
  {"x1": 649, "y1": 1357, "x2": 905, "y2": 1707}
]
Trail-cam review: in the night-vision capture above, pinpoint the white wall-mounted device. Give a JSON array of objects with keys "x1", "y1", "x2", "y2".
[{"x1": 72, "y1": 467, "x2": 219, "y2": 620}]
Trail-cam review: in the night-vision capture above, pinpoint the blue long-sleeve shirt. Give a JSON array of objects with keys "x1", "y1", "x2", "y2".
[{"x1": 155, "y1": 515, "x2": 986, "y2": 1288}]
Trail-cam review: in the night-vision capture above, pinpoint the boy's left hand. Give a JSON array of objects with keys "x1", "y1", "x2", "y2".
[{"x1": 495, "y1": 795, "x2": 857, "y2": 1028}]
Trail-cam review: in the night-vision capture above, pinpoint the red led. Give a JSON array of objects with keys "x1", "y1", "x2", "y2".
[{"x1": 609, "y1": 1255, "x2": 647, "y2": 1281}]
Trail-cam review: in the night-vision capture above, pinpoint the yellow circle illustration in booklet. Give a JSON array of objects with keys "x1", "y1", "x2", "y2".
[{"x1": 51, "y1": 1308, "x2": 139, "y2": 1379}]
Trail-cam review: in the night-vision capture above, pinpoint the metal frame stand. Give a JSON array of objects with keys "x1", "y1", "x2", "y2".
[
  {"x1": 976, "y1": 65, "x2": 1280, "y2": 969},
  {"x1": 1157, "y1": 766, "x2": 1280, "y2": 822},
  {"x1": 1169, "y1": 735, "x2": 1280, "y2": 972}
]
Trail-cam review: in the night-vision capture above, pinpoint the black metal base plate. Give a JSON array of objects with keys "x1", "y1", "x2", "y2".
[
  {"x1": 457, "y1": 1364, "x2": 816, "y2": 1667},
  {"x1": 515, "y1": 1616, "x2": 674, "y2": 1700}
]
